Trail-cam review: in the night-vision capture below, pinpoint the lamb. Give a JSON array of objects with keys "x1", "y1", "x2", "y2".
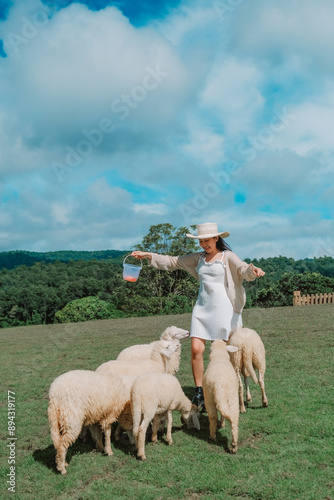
[
  {"x1": 48, "y1": 370, "x2": 129, "y2": 475},
  {"x1": 96, "y1": 339, "x2": 180, "y2": 377},
  {"x1": 228, "y1": 327, "x2": 268, "y2": 413},
  {"x1": 116, "y1": 326, "x2": 189, "y2": 361},
  {"x1": 131, "y1": 372, "x2": 200, "y2": 461},
  {"x1": 202, "y1": 340, "x2": 240, "y2": 453}
]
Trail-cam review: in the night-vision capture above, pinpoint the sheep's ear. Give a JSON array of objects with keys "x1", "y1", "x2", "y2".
[
  {"x1": 160, "y1": 342, "x2": 178, "y2": 358},
  {"x1": 191, "y1": 409, "x2": 201, "y2": 430},
  {"x1": 226, "y1": 345, "x2": 239, "y2": 353}
]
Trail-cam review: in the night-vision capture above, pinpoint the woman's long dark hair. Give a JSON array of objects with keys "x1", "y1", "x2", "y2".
[{"x1": 216, "y1": 236, "x2": 232, "y2": 252}]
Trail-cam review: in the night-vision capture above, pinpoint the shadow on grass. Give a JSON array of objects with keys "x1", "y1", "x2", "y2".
[
  {"x1": 182, "y1": 386, "x2": 232, "y2": 453},
  {"x1": 33, "y1": 439, "x2": 97, "y2": 474},
  {"x1": 33, "y1": 431, "x2": 137, "y2": 474},
  {"x1": 181, "y1": 385, "x2": 271, "y2": 453},
  {"x1": 245, "y1": 403, "x2": 269, "y2": 410}
]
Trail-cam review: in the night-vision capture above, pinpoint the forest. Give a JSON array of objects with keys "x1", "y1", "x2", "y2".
[{"x1": 1, "y1": 223, "x2": 334, "y2": 328}]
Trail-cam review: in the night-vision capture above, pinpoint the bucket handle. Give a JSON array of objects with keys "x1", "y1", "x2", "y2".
[{"x1": 123, "y1": 253, "x2": 143, "y2": 268}]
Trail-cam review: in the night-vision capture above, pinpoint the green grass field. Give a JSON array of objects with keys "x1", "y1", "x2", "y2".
[{"x1": 0, "y1": 305, "x2": 333, "y2": 500}]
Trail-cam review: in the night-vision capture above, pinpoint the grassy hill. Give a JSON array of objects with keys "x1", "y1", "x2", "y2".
[{"x1": 0, "y1": 305, "x2": 333, "y2": 499}]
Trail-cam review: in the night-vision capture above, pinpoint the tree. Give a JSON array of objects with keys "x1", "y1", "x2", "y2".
[
  {"x1": 256, "y1": 272, "x2": 334, "y2": 307},
  {"x1": 55, "y1": 296, "x2": 124, "y2": 323},
  {"x1": 136, "y1": 223, "x2": 198, "y2": 255},
  {"x1": 133, "y1": 223, "x2": 199, "y2": 307}
]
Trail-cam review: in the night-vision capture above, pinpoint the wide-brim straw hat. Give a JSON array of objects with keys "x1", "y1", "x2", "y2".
[{"x1": 186, "y1": 223, "x2": 230, "y2": 240}]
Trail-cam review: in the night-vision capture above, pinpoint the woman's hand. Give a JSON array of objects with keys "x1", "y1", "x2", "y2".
[
  {"x1": 251, "y1": 264, "x2": 265, "y2": 277},
  {"x1": 131, "y1": 251, "x2": 152, "y2": 262}
]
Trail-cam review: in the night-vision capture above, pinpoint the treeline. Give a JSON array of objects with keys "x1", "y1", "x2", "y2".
[
  {"x1": 1, "y1": 224, "x2": 333, "y2": 329},
  {"x1": 243, "y1": 255, "x2": 334, "y2": 308},
  {"x1": 0, "y1": 249, "x2": 126, "y2": 271}
]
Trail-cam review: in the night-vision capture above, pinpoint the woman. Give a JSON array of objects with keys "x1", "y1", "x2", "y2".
[{"x1": 132, "y1": 222, "x2": 265, "y2": 410}]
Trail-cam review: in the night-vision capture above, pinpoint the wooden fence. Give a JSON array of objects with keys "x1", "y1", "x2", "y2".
[{"x1": 293, "y1": 290, "x2": 334, "y2": 306}]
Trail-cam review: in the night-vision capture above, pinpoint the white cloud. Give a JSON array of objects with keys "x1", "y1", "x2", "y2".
[
  {"x1": 273, "y1": 100, "x2": 334, "y2": 156},
  {"x1": 0, "y1": 0, "x2": 333, "y2": 259},
  {"x1": 0, "y1": 0, "x2": 189, "y2": 175},
  {"x1": 228, "y1": 0, "x2": 334, "y2": 74},
  {"x1": 133, "y1": 203, "x2": 168, "y2": 215},
  {"x1": 51, "y1": 202, "x2": 71, "y2": 225},
  {"x1": 200, "y1": 57, "x2": 264, "y2": 136},
  {"x1": 182, "y1": 118, "x2": 226, "y2": 167}
]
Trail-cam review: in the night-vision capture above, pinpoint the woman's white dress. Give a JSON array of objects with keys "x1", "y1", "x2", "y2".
[{"x1": 190, "y1": 252, "x2": 242, "y2": 341}]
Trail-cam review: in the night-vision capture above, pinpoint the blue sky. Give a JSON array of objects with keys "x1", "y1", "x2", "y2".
[{"x1": 0, "y1": 0, "x2": 333, "y2": 259}]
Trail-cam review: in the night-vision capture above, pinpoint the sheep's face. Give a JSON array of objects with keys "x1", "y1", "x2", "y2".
[
  {"x1": 182, "y1": 406, "x2": 200, "y2": 430},
  {"x1": 169, "y1": 326, "x2": 190, "y2": 340}
]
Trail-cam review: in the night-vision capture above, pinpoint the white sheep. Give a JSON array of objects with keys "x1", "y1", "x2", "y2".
[
  {"x1": 48, "y1": 370, "x2": 128, "y2": 475},
  {"x1": 96, "y1": 339, "x2": 180, "y2": 377},
  {"x1": 116, "y1": 326, "x2": 189, "y2": 361},
  {"x1": 228, "y1": 327, "x2": 268, "y2": 413},
  {"x1": 131, "y1": 372, "x2": 200, "y2": 461},
  {"x1": 202, "y1": 340, "x2": 240, "y2": 453}
]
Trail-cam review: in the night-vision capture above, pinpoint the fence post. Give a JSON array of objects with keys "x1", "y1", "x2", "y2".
[
  {"x1": 293, "y1": 291, "x2": 301, "y2": 306},
  {"x1": 293, "y1": 290, "x2": 334, "y2": 306}
]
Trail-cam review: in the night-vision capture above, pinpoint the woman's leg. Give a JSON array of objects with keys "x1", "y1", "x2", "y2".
[
  {"x1": 191, "y1": 337, "x2": 206, "y2": 409},
  {"x1": 191, "y1": 337, "x2": 206, "y2": 387}
]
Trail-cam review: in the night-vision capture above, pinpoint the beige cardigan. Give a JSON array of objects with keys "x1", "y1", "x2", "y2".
[{"x1": 150, "y1": 251, "x2": 256, "y2": 313}]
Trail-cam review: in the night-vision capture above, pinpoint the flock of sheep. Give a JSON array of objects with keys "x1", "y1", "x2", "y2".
[{"x1": 47, "y1": 325, "x2": 268, "y2": 475}]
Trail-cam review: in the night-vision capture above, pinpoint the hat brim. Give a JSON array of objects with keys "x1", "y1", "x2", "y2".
[{"x1": 186, "y1": 231, "x2": 230, "y2": 239}]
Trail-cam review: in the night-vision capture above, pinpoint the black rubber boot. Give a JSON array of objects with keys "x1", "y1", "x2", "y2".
[{"x1": 191, "y1": 386, "x2": 205, "y2": 412}]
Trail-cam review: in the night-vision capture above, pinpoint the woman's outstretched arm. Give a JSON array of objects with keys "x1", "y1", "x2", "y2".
[{"x1": 131, "y1": 251, "x2": 152, "y2": 262}]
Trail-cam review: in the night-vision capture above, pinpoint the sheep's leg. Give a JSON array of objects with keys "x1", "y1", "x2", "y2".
[
  {"x1": 219, "y1": 411, "x2": 226, "y2": 429},
  {"x1": 202, "y1": 389, "x2": 218, "y2": 439},
  {"x1": 151, "y1": 415, "x2": 160, "y2": 443},
  {"x1": 114, "y1": 423, "x2": 123, "y2": 442},
  {"x1": 102, "y1": 423, "x2": 113, "y2": 456},
  {"x1": 127, "y1": 430, "x2": 135, "y2": 445},
  {"x1": 244, "y1": 376, "x2": 252, "y2": 403},
  {"x1": 137, "y1": 415, "x2": 152, "y2": 461},
  {"x1": 230, "y1": 418, "x2": 239, "y2": 454},
  {"x1": 206, "y1": 399, "x2": 218, "y2": 441},
  {"x1": 56, "y1": 422, "x2": 82, "y2": 474},
  {"x1": 55, "y1": 442, "x2": 68, "y2": 475},
  {"x1": 158, "y1": 414, "x2": 167, "y2": 433},
  {"x1": 55, "y1": 428, "x2": 79, "y2": 475},
  {"x1": 131, "y1": 401, "x2": 142, "y2": 441},
  {"x1": 208, "y1": 411, "x2": 218, "y2": 441},
  {"x1": 259, "y1": 370, "x2": 268, "y2": 407},
  {"x1": 237, "y1": 372, "x2": 246, "y2": 413},
  {"x1": 88, "y1": 424, "x2": 103, "y2": 452},
  {"x1": 165, "y1": 410, "x2": 173, "y2": 445}
]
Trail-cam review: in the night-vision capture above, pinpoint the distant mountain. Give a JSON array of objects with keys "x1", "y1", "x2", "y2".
[{"x1": 0, "y1": 250, "x2": 129, "y2": 270}]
